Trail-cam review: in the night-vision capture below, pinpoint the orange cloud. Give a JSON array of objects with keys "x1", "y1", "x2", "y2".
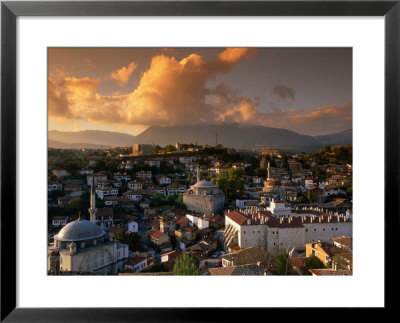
[
  {"x1": 110, "y1": 62, "x2": 137, "y2": 85},
  {"x1": 48, "y1": 48, "x2": 351, "y2": 135}
]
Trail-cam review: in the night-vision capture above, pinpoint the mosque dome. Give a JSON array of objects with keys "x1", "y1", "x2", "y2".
[
  {"x1": 194, "y1": 180, "x2": 217, "y2": 188},
  {"x1": 54, "y1": 219, "x2": 104, "y2": 242}
]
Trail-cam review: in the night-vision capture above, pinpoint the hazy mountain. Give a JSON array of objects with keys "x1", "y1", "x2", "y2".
[
  {"x1": 48, "y1": 123, "x2": 323, "y2": 149},
  {"x1": 314, "y1": 129, "x2": 352, "y2": 145},
  {"x1": 49, "y1": 130, "x2": 135, "y2": 148},
  {"x1": 48, "y1": 139, "x2": 109, "y2": 149},
  {"x1": 135, "y1": 123, "x2": 320, "y2": 147}
]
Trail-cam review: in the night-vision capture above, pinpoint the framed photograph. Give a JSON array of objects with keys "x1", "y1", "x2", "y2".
[{"x1": 1, "y1": 0, "x2": 398, "y2": 320}]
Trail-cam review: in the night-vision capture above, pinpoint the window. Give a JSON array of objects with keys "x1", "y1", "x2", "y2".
[
  {"x1": 323, "y1": 228, "x2": 325, "y2": 231},
  {"x1": 243, "y1": 231, "x2": 246, "y2": 234},
  {"x1": 306, "y1": 229, "x2": 308, "y2": 232},
  {"x1": 314, "y1": 228, "x2": 316, "y2": 232}
]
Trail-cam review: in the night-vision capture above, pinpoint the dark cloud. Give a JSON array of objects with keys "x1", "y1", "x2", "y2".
[{"x1": 272, "y1": 85, "x2": 296, "y2": 100}]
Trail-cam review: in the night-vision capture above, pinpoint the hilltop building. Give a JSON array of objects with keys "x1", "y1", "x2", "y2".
[
  {"x1": 183, "y1": 165, "x2": 225, "y2": 215},
  {"x1": 132, "y1": 144, "x2": 155, "y2": 156}
]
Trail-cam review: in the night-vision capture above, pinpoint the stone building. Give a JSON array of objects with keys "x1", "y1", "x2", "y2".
[
  {"x1": 224, "y1": 204, "x2": 352, "y2": 255},
  {"x1": 132, "y1": 144, "x2": 155, "y2": 156},
  {"x1": 47, "y1": 217, "x2": 128, "y2": 275},
  {"x1": 183, "y1": 166, "x2": 225, "y2": 215},
  {"x1": 48, "y1": 186, "x2": 128, "y2": 275}
]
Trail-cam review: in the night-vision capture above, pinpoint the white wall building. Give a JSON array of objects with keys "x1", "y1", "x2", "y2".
[
  {"x1": 95, "y1": 187, "x2": 118, "y2": 200},
  {"x1": 224, "y1": 206, "x2": 352, "y2": 255},
  {"x1": 159, "y1": 176, "x2": 172, "y2": 185},
  {"x1": 128, "y1": 221, "x2": 139, "y2": 233},
  {"x1": 48, "y1": 182, "x2": 62, "y2": 192}
]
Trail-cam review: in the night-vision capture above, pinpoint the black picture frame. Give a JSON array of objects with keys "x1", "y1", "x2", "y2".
[{"x1": 1, "y1": 0, "x2": 398, "y2": 321}]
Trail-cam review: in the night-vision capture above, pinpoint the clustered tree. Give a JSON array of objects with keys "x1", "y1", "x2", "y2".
[
  {"x1": 301, "y1": 255, "x2": 326, "y2": 275},
  {"x1": 150, "y1": 194, "x2": 186, "y2": 209},
  {"x1": 114, "y1": 229, "x2": 144, "y2": 252},
  {"x1": 272, "y1": 250, "x2": 297, "y2": 275},
  {"x1": 212, "y1": 168, "x2": 244, "y2": 201},
  {"x1": 172, "y1": 252, "x2": 199, "y2": 275}
]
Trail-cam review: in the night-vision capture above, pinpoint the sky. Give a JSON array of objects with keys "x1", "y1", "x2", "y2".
[{"x1": 48, "y1": 47, "x2": 352, "y2": 136}]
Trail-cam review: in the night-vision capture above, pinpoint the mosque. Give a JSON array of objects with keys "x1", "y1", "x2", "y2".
[
  {"x1": 183, "y1": 165, "x2": 225, "y2": 215},
  {"x1": 262, "y1": 161, "x2": 281, "y2": 195},
  {"x1": 48, "y1": 185, "x2": 128, "y2": 275}
]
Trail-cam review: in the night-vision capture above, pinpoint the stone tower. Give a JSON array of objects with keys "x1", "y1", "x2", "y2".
[{"x1": 88, "y1": 181, "x2": 97, "y2": 223}]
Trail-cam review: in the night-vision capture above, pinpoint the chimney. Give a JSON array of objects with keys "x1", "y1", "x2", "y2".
[
  {"x1": 247, "y1": 219, "x2": 251, "y2": 225},
  {"x1": 319, "y1": 217, "x2": 321, "y2": 223},
  {"x1": 260, "y1": 217, "x2": 264, "y2": 225}
]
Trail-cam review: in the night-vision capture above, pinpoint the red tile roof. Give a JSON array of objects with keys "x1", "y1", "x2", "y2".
[
  {"x1": 226, "y1": 211, "x2": 248, "y2": 225},
  {"x1": 150, "y1": 230, "x2": 164, "y2": 239}
]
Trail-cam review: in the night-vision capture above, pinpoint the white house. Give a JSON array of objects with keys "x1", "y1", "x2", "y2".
[
  {"x1": 166, "y1": 184, "x2": 186, "y2": 196},
  {"x1": 124, "y1": 256, "x2": 148, "y2": 273},
  {"x1": 128, "y1": 180, "x2": 143, "y2": 191},
  {"x1": 48, "y1": 182, "x2": 62, "y2": 192},
  {"x1": 186, "y1": 213, "x2": 210, "y2": 229},
  {"x1": 305, "y1": 177, "x2": 318, "y2": 190},
  {"x1": 104, "y1": 196, "x2": 119, "y2": 206},
  {"x1": 159, "y1": 176, "x2": 172, "y2": 185},
  {"x1": 52, "y1": 216, "x2": 68, "y2": 227},
  {"x1": 123, "y1": 191, "x2": 143, "y2": 201},
  {"x1": 114, "y1": 172, "x2": 131, "y2": 182},
  {"x1": 252, "y1": 177, "x2": 263, "y2": 185},
  {"x1": 95, "y1": 187, "x2": 118, "y2": 200},
  {"x1": 128, "y1": 220, "x2": 139, "y2": 233},
  {"x1": 79, "y1": 169, "x2": 93, "y2": 175},
  {"x1": 136, "y1": 171, "x2": 152, "y2": 180}
]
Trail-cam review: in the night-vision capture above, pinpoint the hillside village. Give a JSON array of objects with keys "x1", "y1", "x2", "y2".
[{"x1": 48, "y1": 143, "x2": 352, "y2": 276}]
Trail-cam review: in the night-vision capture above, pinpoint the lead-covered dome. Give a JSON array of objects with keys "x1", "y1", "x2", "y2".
[
  {"x1": 194, "y1": 180, "x2": 217, "y2": 188},
  {"x1": 54, "y1": 219, "x2": 104, "y2": 242}
]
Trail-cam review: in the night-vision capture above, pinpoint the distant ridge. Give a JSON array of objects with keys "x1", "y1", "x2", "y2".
[
  {"x1": 48, "y1": 125, "x2": 352, "y2": 151},
  {"x1": 314, "y1": 129, "x2": 352, "y2": 145}
]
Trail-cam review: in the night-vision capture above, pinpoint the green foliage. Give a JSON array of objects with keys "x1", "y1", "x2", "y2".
[
  {"x1": 114, "y1": 229, "x2": 144, "y2": 252},
  {"x1": 212, "y1": 168, "x2": 244, "y2": 201},
  {"x1": 295, "y1": 192, "x2": 310, "y2": 204},
  {"x1": 165, "y1": 144, "x2": 175, "y2": 153},
  {"x1": 172, "y1": 252, "x2": 199, "y2": 275},
  {"x1": 67, "y1": 197, "x2": 89, "y2": 215},
  {"x1": 254, "y1": 168, "x2": 268, "y2": 178},
  {"x1": 302, "y1": 255, "x2": 326, "y2": 275},
  {"x1": 150, "y1": 194, "x2": 186, "y2": 209},
  {"x1": 272, "y1": 250, "x2": 297, "y2": 275}
]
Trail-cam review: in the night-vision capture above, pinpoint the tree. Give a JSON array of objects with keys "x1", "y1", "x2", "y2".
[
  {"x1": 114, "y1": 229, "x2": 144, "y2": 252},
  {"x1": 172, "y1": 252, "x2": 199, "y2": 275},
  {"x1": 302, "y1": 255, "x2": 326, "y2": 275},
  {"x1": 67, "y1": 197, "x2": 88, "y2": 215},
  {"x1": 165, "y1": 144, "x2": 175, "y2": 153},
  {"x1": 212, "y1": 168, "x2": 244, "y2": 201},
  {"x1": 295, "y1": 192, "x2": 310, "y2": 204},
  {"x1": 272, "y1": 250, "x2": 297, "y2": 275}
]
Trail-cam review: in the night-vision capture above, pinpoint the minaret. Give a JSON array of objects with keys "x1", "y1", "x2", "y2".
[
  {"x1": 197, "y1": 164, "x2": 200, "y2": 183},
  {"x1": 88, "y1": 180, "x2": 97, "y2": 223},
  {"x1": 267, "y1": 161, "x2": 270, "y2": 180}
]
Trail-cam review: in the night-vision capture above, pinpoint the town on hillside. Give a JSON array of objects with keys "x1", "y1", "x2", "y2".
[{"x1": 48, "y1": 143, "x2": 353, "y2": 276}]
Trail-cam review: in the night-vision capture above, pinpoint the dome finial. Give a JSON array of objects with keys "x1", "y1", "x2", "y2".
[{"x1": 78, "y1": 211, "x2": 82, "y2": 221}]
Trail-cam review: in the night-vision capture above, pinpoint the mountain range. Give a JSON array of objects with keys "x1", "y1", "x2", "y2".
[{"x1": 48, "y1": 124, "x2": 352, "y2": 151}]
